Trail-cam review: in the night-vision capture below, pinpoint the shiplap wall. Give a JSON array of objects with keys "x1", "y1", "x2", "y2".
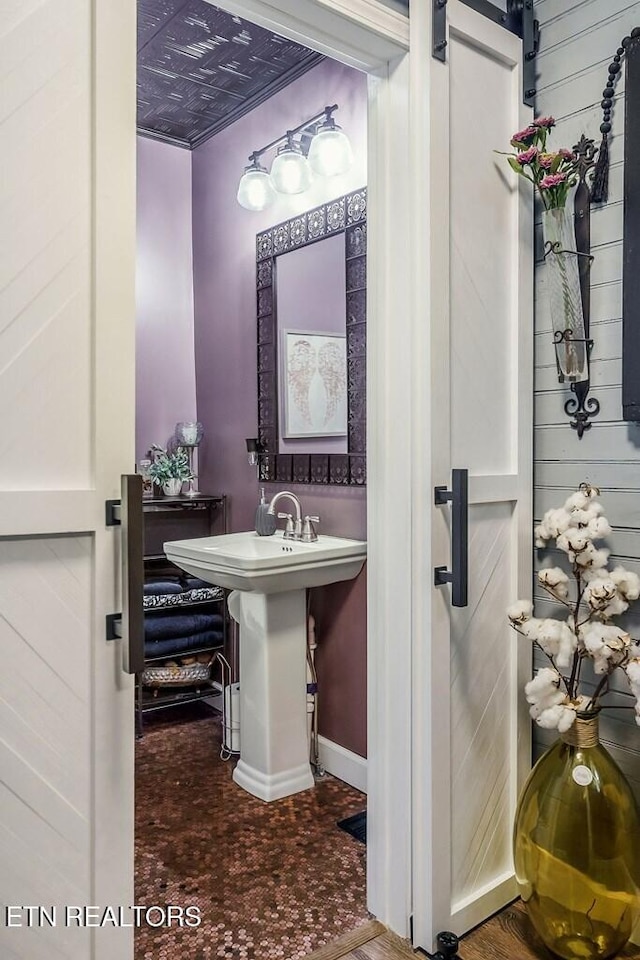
[{"x1": 533, "y1": 0, "x2": 640, "y2": 792}]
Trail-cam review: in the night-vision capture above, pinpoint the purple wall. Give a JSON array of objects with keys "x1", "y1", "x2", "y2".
[
  {"x1": 136, "y1": 137, "x2": 197, "y2": 461},
  {"x1": 192, "y1": 59, "x2": 368, "y2": 758},
  {"x1": 191, "y1": 58, "x2": 367, "y2": 535}
]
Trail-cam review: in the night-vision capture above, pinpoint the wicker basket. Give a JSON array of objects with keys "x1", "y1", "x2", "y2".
[{"x1": 141, "y1": 660, "x2": 212, "y2": 688}]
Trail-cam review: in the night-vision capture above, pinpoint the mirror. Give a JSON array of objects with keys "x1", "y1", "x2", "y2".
[{"x1": 256, "y1": 188, "x2": 366, "y2": 484}]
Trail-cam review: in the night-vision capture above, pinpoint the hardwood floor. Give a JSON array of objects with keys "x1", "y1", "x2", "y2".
[{"x1": 306, "y1": 902, "x2": 640, "y2": 959}]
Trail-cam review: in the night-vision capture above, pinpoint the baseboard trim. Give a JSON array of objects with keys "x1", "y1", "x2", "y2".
[{"x1": 318, "y1": 736, "x2": 367, "y2": 794}]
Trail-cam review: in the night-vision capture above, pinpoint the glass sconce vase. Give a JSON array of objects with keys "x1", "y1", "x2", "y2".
[
  {"x1": 543, "y1": 207, "x2": 589, "y2": 383},
  {"x1": 514, "y1": 713, "x2": 640, "y2": 960}
]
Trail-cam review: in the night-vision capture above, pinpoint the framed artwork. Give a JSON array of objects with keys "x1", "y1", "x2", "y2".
[{"x1": 280, "y1": 330, "x2": 347, "y2": 438}]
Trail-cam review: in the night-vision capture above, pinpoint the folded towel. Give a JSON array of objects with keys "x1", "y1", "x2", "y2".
[
  {"x1": 143, "y1": 581, "x2": 183, "y2": 596},
  {"x1": 144, "y1": 629, "x2": 224, "y2": 659},
  {"x1": 183, "y1": 576, "x2": 214, "y2": 591},
  {"x1": 142, "y1": 585, "x2": 224, "y2": 610},
  {"x1": 144, "y1": 612, "x2": 224, "y2": 642}
]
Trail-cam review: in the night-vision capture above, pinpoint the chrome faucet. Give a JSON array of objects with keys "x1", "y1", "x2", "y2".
[
  {"x1": 267, "y1": 490, "x2": 302, "y2": 540},
  {"x1": 267, "y1": 491, "x2": 320, "y2": 542}
]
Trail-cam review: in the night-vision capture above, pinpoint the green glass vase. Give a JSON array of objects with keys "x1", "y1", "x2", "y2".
[{"x1": 514, "y1": 713, "x2": 640, "y2": 960}]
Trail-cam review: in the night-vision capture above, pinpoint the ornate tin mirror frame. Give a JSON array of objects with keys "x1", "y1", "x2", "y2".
[{"x1": 255, "y1": 188, "x2": 367, "y2": 485}]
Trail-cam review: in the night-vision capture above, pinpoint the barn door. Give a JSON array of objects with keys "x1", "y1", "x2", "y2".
[
  {"x1": 412, "y1": 0, "x2": 533, "y2": 948},
  {"x1": 0, "y1": 3, "x2": 136, "y2": 958}
]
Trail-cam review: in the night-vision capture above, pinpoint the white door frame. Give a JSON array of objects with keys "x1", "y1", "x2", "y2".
[
  {"x1": 201, "y1": 0, "x2": 418, "y2": 936},
  {"x1": 185, "y1": 0, "x2": 420, "y2": 937}
]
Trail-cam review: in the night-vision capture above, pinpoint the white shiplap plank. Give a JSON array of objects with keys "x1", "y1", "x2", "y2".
[
  {"x1": 535, "y1": 459, "x2": 640, "y2": 490},
  {"x1": 535, "y1": 385, "x2": 621, "y2": 426},
  {"x1": 536, "y1": 422, "x2": 640, "y2": 461},
  {"x1": 532, "y1": 0, "x2": 640, "y2": 787}
]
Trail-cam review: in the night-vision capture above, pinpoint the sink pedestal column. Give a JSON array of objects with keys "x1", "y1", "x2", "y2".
[{"x1": 228, "y1": 589, "x2": 315, "y2": 802}]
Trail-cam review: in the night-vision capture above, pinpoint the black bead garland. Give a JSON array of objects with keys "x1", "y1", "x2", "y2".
[{"x1": 592, "y1": 32, "x2": 638, "y2": 203}]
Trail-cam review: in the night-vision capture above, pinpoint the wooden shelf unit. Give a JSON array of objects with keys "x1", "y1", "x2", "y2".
[{"x1": 137, "y1": 493, "x2": 227, "y2": 735}]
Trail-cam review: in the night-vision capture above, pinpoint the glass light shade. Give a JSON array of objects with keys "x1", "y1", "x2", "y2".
[
  {"x1": 270, "y1": 143, "x2": 313, "y2": 195},
  {"x1": 237, "y1": 165, "x2": 276, "y2": 211},
  {"x1": 175, "y1": 421, "x2": 203, "y2": 447},
  {"x1": 308, "y1": 127, "x2": 354, "y2": 177}
]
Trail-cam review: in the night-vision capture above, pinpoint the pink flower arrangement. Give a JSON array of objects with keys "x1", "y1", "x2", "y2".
[{"x1": 503, "y1": 116, "x2": 577, "y2": 209}]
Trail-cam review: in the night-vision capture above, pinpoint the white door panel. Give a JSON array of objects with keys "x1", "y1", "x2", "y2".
[
  {"x1": 412, "y1": 0, "x2": 533, "y2": 948},
  {"x1": 0, "y1": 1, "x2": 136, "y2": 958}
]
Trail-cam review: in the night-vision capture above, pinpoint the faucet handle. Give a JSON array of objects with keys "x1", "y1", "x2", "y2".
[
  {"x1": 302, "y1": 515, "x2": 320, "y2": 543},
  {"x1": 277, "y1": 512, "x2": 296, "y2": 539}
]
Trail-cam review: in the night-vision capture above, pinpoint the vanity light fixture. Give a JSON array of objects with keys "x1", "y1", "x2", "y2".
[
  {"x1": 236, "y1": 105, "x2": 353, "y2": 211},
  {"x1": 236, "y1": 157, "x2": 277, "y2": 212},
  {"x1": 307, "y1": 112, "x2": 354, "y2": 177},
  {"x1": 270, "y1": 135, "x2": 313, "y2": 195}
]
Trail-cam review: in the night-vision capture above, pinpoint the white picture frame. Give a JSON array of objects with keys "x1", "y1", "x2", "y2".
[{"x1": 280, "y1": 329, "x2": 348, "y2": 439}]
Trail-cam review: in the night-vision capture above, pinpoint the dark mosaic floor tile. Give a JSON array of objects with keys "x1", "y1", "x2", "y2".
[{"x1": 135, "y1": 704, "x2": 369, "y2": 959}]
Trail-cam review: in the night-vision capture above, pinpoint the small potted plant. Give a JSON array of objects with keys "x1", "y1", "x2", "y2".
[{"x1": 148, "y1": 446, "x2": 193, "y2": 497}]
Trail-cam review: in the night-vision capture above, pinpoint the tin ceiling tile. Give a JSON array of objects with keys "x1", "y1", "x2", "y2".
[
  {"x1": 137, "y1": 0, "x2": 190, "y2": 52},
  {"x1": 137, "y1": 0, "x2": 323, "y2": 150}
]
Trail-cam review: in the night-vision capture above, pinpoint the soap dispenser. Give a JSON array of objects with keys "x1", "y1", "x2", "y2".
[{"x1": 255, "y1": 487, "x2": 276, "y2": 537}]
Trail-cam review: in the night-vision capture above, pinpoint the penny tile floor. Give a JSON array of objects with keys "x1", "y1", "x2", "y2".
[{"x1": 135, "y1": 704, "x2": 369, "y2": 959}]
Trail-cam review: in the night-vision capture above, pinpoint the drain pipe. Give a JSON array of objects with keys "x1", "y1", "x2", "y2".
[{"x1": 306, "y1": 608, "x2": 323, "y2": 775}]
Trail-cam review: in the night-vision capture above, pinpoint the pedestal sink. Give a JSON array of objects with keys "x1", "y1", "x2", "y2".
[{"x1": 164, "y1": 531, "x2": 367, "y2": 802}]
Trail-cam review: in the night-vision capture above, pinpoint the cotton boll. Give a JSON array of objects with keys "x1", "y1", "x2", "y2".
[
  {"x1": 507, "y1": 599, "x2": 533, "y2": 623},
  {"x1": 525, "y1": 666, "x2": 561, "y2": 701},
  {"x1": 538, "y1": 566, "x2": 570, "y2": 597},
  {"x1": 626, "y1": 659, "x2": 640, "y2": 690},
  {"x1": 557, "y1": 529, "x2": 592, "y2": 559},
  {"x1": 535, "y1": 618, "x2": 566, "y2": 660},
  {"x1": 535, "y1": 508, "x2": 571, "y2": 543},
  {"x1": 535, "y1": 702, "x2": 576, "y2": 732},
  {"x1": 534, "y1": 518, "x2": 553, "y2": 544},
  {"x1": 556, "y1": 622, "x2": 578, "y2": 668},
  {"x1": 610, "y1": 566, "x2": 640, "y2": 601},
  {"x1": 585, "y1": 578, "x2": 617, "y2": 612},
  {"x1": 564, "y1": 491, "x2": 590, "y2": 511},
  {"x1": 581, "y1": 623, "x2": 605, "y2": 657},
  {"x1": 520, "y1": 618, "x2": 543, "y2": 642},
  {"x1": 582, "y1": 622, "x2": 629, "y2": 672},
  {"x1": 547, "y1": 508, "x2": 572, "y2": 537},
  {"x1": 556, "y1": 704, "x2": 578, "y2": 733},
  {"x1": 571, "y1": 504, "x2": 604, "y2": 525},
  {"x1": 574, "y1": 543, "x2": 610, "y2": 574},
  {"x1": 623, "y1": 661, "x2": 640, "y2": 724},
  {"x1": 585, "y1": 516, "x2": 612, "y2": 540},
  {"x1": 601, "y1": 594, "x2": 629, "y2": 619}
]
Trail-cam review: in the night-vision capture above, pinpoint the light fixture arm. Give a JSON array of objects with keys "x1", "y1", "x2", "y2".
[{"x1": 247, "y1": 104, "x2": 339, "y2": 163}]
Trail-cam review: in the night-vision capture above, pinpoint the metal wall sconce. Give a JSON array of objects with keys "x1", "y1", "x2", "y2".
[
  {"x1": 245, "y1": 437, "x2": 264, "y2": 476},
  {"x1": 236, "y1": 104, "x2": 353, "y2": 212},
  {"x1": 551, "y1": 135, "x2": 600, "y2": 438}
]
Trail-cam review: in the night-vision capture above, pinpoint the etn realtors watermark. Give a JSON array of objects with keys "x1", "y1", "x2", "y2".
[{"x1": 4, "y1": 905, "x2": 201, "y2": 928}]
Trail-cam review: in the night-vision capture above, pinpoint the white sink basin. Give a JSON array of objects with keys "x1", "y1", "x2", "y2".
[
  {"x1": 164, "y1": 530, "x2": 367, "y2": 594},
  {"x1": 164, "y1": 529, "x2": 367, "y2": 802}
]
